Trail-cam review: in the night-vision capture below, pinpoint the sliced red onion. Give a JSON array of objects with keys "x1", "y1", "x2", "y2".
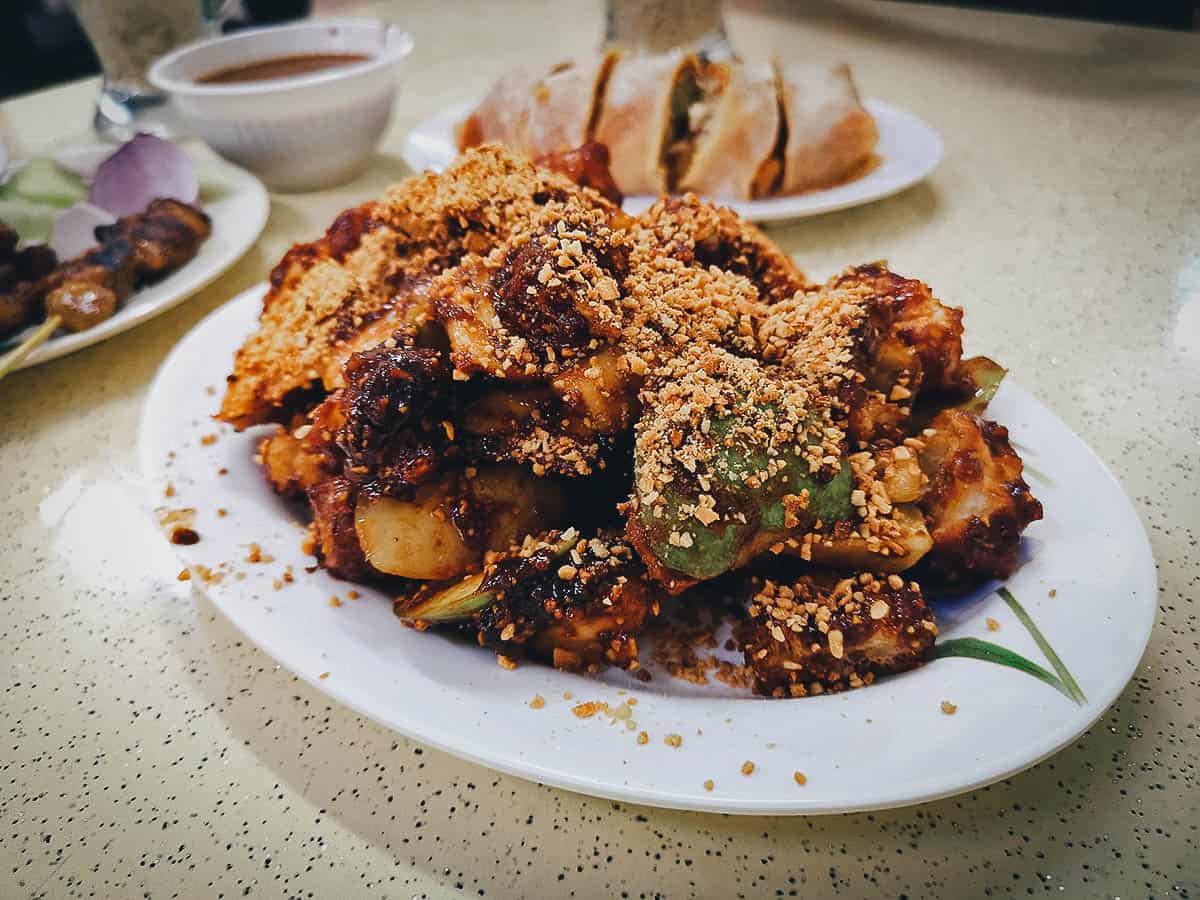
[
  {"x1": 89, "y1": 133, "x2": 198, "y2": 218},
  {"x1": 50, "y1": 202, "x2": 116, "y2": 259}
]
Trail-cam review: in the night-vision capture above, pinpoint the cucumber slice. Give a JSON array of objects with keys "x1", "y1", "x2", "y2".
[
  {"x1": 0, "y1": 197, "x2": 58, "y2": 244},
  {"x1": 636, "y1": 407, "x2": 855, "y2": 581},
  {"x1": 0, "y1": 158, "x2": 87, "y2": 209}
]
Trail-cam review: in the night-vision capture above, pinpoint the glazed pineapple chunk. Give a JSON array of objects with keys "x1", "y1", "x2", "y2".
[{"x1": 736, "y1": 573, "x2": 937, "y2": 697}]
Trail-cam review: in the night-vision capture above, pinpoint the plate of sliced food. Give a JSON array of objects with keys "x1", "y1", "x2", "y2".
[
  {"x1": 0, "y1": 133, "x2": 268, "y2": 373},
  {"x1": 402, "y1": 54, "x2": 942, "y2": 222},
  {"x1": 141, "y1": 145, "x2": 1154, "y2": 814}
]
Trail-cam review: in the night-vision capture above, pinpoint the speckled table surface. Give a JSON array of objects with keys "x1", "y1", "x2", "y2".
[{"x1": 1, "y1": 1, "x2": 1197, "y2": 897}]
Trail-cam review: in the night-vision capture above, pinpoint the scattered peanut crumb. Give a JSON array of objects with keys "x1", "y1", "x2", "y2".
[
  {"x1": 347, "y1": 590, "x2": 360, "y2": 600},
  {"x1": 941, "y1": 700, "x2": 958, "y2": 715},
  {"x1": 217, "y1": 467, "x2": 228, "y2": 476},
  {"x1": 164, "y1": 483, "x2": 175, "y2": 498},
  {"x1": 176, "y1": 568, "x2": 190, "y2": 582},
  {"x1": 986, "y1": 617, "x2": 1000, "y2": 631},
  {"x1": 217, "y1": 508, "x2": 227, "y2": 517},
  {"x1": 703, "y1": 779, "x2": 714, "y2": 792},
  {"x1": 636, "y1": 731, "x2": 648, "y2": 745},
  {"x1": 793, "y1": 771, "x2": 807, "y2": 786},
  {"x1": 497, "y1": 655, "x2": 518, "y2": 670},
  {"x1": 572, "y1": 701, "x2": 602, "y2": 719},
  {"x1": 664, "y1": 733, "x2": 682, "y2": 748},
  {"x1": 329, "y1": 596, "x2": 341, "y2": 608},
  {"x1": 529, "y1": 694, "x2": 545, "y2": 709},
  {"x1": 563, "y1": 692, "x2": 573, "y2": 700},
  {"x1": 244, "y1": 543, "x2": 274, "y2": 564},
  {"x1": 741, "y1": 760, "x2": 755, "y2": 776},
  {"x1": 200, "y1": 433, "x2": 218, "y2": 446},
  {"x1": 319, "y1": 672, "x2": 329, "y2": 680},
  {"x1": 1048, "y1": 589, "x2": 1057, "y2": 597}
]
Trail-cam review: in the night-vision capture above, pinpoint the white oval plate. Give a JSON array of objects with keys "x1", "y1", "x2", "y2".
[
  {"x1": 139, "y1": 284, "x2": 1155, "y2": 815},
  {"x1": 401, "y1": 99, "x2": 942, "y2": 223},
  {"x1": 1, "y1": 148, "x2": 268, "y2": 370}
]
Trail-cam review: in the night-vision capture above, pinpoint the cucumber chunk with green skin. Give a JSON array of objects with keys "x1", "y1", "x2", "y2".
[
  {"x1": 760, "y1": 462, "x2": 854, "y2": 530},
  {"x1": 636, "y1": 411, "x2": 856, "y2": 581},
  {"x1": 0, "y1": 158, "x2": 87, "y2": 209},
  {"x1": 0, "y1": 198, "x2": 58, "y2": 244},
  {"x1": 953, "y1": 356, "x2": 1006, "y2": 415}
]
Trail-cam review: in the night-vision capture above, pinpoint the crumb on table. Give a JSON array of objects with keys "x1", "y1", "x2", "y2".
[
  {"x1": 941, "y1": 700, "x2": 958, "y2": 715},
  {"x1": 529, "y1": 694, "x2": 545, "y2": 709},
  {"x1": 793, "y1": 771, "x2": 807, "y2": 786}
]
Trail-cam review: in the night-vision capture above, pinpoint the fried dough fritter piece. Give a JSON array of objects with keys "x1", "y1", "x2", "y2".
[
  {"x1": 636, "y1": 194, "x2": 810, "y2": 305},
  {"x1": 336, "y1": 345, "x2": 453, "y2": 494},
  {"x1": 219, "y1": 145, "x2": 617, "y2": 429},
  {"x1": 832, "y1": 263, "x2": 965, "y2": 394},
  {"x1": 917, "y1": 409, "x2": 1043, "y2": 583},
  {"x1": 431, "y1": 199, "x2": 629, "y2": 380},
  {"x1": 759, "y1": 263, "x2": 966, "y2": 446},
  {"x1": 736, "y1": 574, "x2": 937, "y2": 697},
  {"x1": 258, "y1": 396, "x2": 344, "y2": 498}
]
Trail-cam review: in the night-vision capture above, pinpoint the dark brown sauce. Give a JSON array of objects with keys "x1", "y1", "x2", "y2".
[
  {"x1": 170, "y1": 526, "x2": 200, "y2": 545},
  {"x1": 196, "y1": 53, "x2": 370, "y2": 85}
]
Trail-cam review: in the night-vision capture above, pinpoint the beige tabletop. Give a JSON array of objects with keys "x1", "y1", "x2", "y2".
[{"x1": 2, "y1": 1, "x2": 1198, "y2": 897}]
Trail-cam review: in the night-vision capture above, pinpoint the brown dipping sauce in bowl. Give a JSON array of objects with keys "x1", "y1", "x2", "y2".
[{"x1": 196, "y1": 53, "x2": 369, "y2": 84}]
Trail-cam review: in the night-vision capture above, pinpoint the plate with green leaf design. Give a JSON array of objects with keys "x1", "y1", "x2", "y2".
[{"x1": 141, "y1": 285, "x2": 1157, "y2": 814}]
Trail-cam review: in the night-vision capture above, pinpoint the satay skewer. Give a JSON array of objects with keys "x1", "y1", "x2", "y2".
[{"x1": 0, "y1": 314, "x2": 60, "y2": 381}]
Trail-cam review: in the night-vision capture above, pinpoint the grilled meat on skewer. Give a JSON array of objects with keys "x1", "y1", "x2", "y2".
[
  {"x1": 0, "y1": 244, "x2": 57, "y2": 336},
  {"x1": 94, "y1": 198, "x2": 212, "y2": 276},
  {"x1": 0, "y1": 198, "x2": 211, "y2": 339}
]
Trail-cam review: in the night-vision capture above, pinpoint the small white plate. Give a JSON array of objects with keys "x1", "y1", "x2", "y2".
[
  {"x1": 402, "y1": 99, "x2": 942, "y2": 223},
  {"x1": 140, "y1": 284, "x2": 1155, "y2": 815},
  {"x1": 1, "y1": 149, "x2": 268, "y2": 370}
]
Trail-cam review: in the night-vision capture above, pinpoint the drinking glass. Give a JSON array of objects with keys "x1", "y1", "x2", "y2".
[
  {"x1": 67, "y1": 0, "x2": 230, "y2": 140},
  {"x1": 604, "y1": 0, "x2": 733, "y2": 59}
]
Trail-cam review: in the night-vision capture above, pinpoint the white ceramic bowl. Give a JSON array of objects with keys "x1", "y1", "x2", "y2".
[{"x1": 149, "y1": 19, "x2": 413, "y2": 192}]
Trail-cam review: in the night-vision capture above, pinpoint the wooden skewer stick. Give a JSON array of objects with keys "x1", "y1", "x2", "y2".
[{"x1": 0, "y1": 315, "x2": 61, "y2": 381}]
